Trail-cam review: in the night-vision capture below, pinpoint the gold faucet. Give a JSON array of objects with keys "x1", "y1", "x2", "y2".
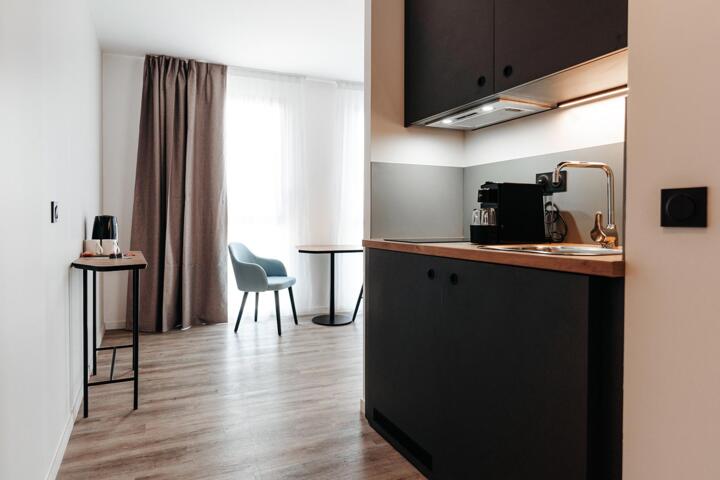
[{"x1": 552, "y1": 161, "x2": 618, "y2": 248}]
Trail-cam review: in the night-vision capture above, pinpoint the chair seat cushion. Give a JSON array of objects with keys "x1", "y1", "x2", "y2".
[{"x1": 267, "y1": 276, "x2": 296, "y2": 291}]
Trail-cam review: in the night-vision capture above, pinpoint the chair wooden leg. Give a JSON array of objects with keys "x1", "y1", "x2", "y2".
[
  {"x1": 254, "y1": 292, "x2": 259, "y2": 322},
  {"x1": 288, "y1": 287, "x2": 298, "y2": 325},
  {"x1": 274, "y1": 290, "x2": 282, "y2": 336},
  {"x1": 352, "y1": 285, "x2": 363, "y2": 323},
  {"x1": 235, "y1": 292, "x2": 249, "y2": 333}
]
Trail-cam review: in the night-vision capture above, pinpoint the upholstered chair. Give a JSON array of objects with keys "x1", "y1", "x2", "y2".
[{"x1": 228, "y1": 242, "x2": 298, "y2": 336}]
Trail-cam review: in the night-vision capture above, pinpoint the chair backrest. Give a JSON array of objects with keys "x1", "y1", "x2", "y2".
[
  {"x1": 228, "y1": 242, "x2": 257, "y2": 264},
  {"x1": 228, "y1": 242, "x2": 267, "y2": 292}
]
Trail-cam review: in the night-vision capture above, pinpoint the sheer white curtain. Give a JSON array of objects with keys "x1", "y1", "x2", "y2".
[
  {"x1": 332, "y1": 85, "x2": 364, "y2": 309},
  {"x1": 225, "y1": 70, "x2": 364, "y2": 318}
]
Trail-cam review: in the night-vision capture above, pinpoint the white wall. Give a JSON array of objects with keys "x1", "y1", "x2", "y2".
[
  {"x1": 623, "y1": 1, "x2": 720, "y2": 478},
  {"x1": 0, "y1": 0, "x2": 102, "y2": 478},
  {"x1": 101, "y1": 53, "x2": 144, "y2": 329},
  {"x1": 464, "y1": 95, "x2": 626, "y2": 166}
]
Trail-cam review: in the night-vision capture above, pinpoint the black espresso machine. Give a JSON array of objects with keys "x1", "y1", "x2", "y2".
[{"x1": 470, "y1": 182, "x2": 546, "y2": 245}]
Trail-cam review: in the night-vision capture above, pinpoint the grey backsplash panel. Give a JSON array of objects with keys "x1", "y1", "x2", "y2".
[
  {"x1": 463, "y1": 143, "x2": 625, "y2": 244},
  {"x1": 371, "y1": 162, "x2": 465, "y2": 239}
]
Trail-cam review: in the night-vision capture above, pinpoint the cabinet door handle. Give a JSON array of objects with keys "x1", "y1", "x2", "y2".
[
  {"x1": 427, "y1": 269, "x2": 435, "y2": 280},
  {"x1": 449, "y1": 273, "x2": 459, "y2": 285},
  {"x1": 477, "y1": 75, "x2": 487, "y2": 87},
  {"x1": 503, "y1": 65, "x2": 514, "y2": 78}
]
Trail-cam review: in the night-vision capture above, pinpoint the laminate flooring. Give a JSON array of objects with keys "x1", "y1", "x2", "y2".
[{"x1": 58, "y1": 312, "x2": 422, "y2": 480}]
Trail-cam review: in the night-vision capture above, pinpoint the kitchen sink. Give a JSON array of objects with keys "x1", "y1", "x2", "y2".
[{"x1": 479, "y1": 244, "x2": 623, "y2": 256}]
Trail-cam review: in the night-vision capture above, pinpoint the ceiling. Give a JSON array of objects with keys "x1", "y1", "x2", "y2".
[{"x1": 90, "y1": 0, "x2": 365, "y2": 82}]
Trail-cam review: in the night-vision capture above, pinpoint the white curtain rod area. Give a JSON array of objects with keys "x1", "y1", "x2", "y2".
[
  {"x1": 227, "y1": 64, "x2": 363, "y2": 90},
  {"x1": 109, "y1": 52, "x2": 363, "y2": 89}
]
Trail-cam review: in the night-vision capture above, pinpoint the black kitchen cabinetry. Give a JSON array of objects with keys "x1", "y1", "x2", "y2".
[
  {"x1": 404, "y1": 0, "x2": 494, "y2": 125},
  {"x1": 364, "y1": 249, "x2": 443, "y2": 476},
  {"x1": 365, "y1": 248, "x2": 624, "y2": 479},
  {"x1": 404, "y1": 0, "x2": 628, "y2": 125},
  {"x1": 494, "y1": 0, "x2": 628, "y2": 91}
]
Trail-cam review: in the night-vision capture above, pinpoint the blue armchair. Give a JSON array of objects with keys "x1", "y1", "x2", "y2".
[{"x1": 228, "y1": 242, "x2": 298, "y2": 336}]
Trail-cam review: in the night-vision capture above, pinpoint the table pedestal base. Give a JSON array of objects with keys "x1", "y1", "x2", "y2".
[{"x1": 312, "y1": 314, "x2": 353, "y2": 326}]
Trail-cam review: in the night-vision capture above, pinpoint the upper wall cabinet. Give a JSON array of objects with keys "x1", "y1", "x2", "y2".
[
  {"x1": 405, "y1": 0, "x2": 494, "y2": 126},
  {"x1": 494, "y1": 0, "x2": 628, "y2": 91},
  {"x1": 404, "y1": 0, "x2": 628, "y2": 127}
]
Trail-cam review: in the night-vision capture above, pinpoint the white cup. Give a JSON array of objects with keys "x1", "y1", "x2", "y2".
[
  {"x1": 83, "y1": 239, "x2": 100, "y2": 254},
  {"x1": 83, "y1": 239, "x2": 119, "y2": 255}
]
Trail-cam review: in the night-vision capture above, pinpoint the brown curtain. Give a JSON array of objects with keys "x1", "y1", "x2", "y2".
[{"x1": 127, "y1": 55, "x2": 228, "y2": 332}]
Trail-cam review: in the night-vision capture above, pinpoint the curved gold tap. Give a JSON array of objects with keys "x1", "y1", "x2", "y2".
[
  {"x1": 591, "y1": 212, "x2": 618, "y2": 248},
  {"x1": 553, "y1": 161, "x2": 618, "y2": 248}
]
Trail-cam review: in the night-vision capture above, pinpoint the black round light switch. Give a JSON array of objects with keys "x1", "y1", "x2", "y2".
[
  {"x1": 661, "y1": 187, "x2": 707, "y2": 227},
  {"x1": 665, "y1": 193, "x2": 696, "y2": 221}
]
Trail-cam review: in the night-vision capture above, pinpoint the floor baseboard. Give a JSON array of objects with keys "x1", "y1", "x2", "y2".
[
  {"x1": 104, "y1": 320, "x2": 126, "y2": 330},
  {"x1": 104, "y1": 309, "x2": 358, "y2": 331},
  {"x1": 46, "y1": 384, "x2": 83, "y2": 480}
]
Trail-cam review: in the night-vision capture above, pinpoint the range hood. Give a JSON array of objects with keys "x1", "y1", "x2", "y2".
[
  {"x1": 427, "y1": 98, "x2": 550, "y2": 130},
  {"x1": 424, "y1": 49, "x2": 628, "y2": 131}
]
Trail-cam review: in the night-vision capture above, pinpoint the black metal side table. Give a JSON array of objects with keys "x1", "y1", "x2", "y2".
[
  {"x1": 297, "y1": 245, "x2": 363, "y2": 326},
  {"x1": 71, "y1": 251, "x2": 147, "y2": 417}
]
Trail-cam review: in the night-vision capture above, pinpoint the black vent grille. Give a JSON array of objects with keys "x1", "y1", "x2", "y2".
[
  {"x1": 372, "y1": 408, "x2": 433, "y2": 472},
  {"x1": 455, "y1": 111, "x2": 479, "y2": 121}
]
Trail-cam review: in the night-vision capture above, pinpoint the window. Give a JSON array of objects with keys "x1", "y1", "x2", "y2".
[{"x1": 225, "y1": 71, "x2": 364, "y2": 317}]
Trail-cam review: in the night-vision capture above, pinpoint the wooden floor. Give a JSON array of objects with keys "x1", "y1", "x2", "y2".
[{"x1": 58, "y1": 312, "x2": 422, "y2": 480}]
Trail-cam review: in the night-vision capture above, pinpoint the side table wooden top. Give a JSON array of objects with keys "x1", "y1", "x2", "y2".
[
  {"x1": 71, "y1": 251, "x2": 148, "y2": 272},
  {"x1": 297, "y1": 245, "x2": 363, "y2": 254}
]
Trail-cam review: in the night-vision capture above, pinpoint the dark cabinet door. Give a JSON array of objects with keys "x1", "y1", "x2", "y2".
[
  {"x1": 405, "y1": 0, "x2": 494, "y2": 125},
  {"x1": 365, "y1": 249, "x2": 444, "y2": 475},
  {"x1": 494, "y1": 0, "x2": 628, "y2": 91},
  {"x1": 436, "y1": 258, "x2": 591, "y2": 479}
]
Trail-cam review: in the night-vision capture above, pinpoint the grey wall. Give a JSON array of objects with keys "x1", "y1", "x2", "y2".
[
  {"x1": 371, "y1": 162, "x2": 464, "y2": 238},
  {"x1": 463, "y1": 143, "x2": 625, "y2": 243},
  {"x1": 370, "y1": 144, "x2": 624, "y2": 243}
]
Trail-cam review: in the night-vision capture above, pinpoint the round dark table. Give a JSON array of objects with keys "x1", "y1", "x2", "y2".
[{"x1": 297, "y1": 245, "x2": 363, "y2": 326}]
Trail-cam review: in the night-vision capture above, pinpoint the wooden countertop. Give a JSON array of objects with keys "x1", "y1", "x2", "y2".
[{"x1": 362, "y1": 240, "x2": 624, "y2": 278}]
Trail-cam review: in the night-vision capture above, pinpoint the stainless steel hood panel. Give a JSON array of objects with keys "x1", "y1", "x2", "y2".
[
  {"x1": 426, "y1": 98, "x2": 551, "y2": 130},
  {"x1": 504, "y1": 49, "x2": 628, "y2": 106},
  {"x1": 423, "y1": 49, "x2": 628, "y2": 131}
]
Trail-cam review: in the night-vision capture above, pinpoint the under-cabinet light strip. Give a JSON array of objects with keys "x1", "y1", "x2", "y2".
[{"x1": 558, "y1": 86, "x2": 629, "y2": 109}]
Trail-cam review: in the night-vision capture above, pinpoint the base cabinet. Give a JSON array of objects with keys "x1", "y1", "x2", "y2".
[
  {"x1": 365, "y1": 249, "x2": 623, "y2": 479},
  {"x1": 365, "y1": 248, "x2": 442, "y2": 473}
]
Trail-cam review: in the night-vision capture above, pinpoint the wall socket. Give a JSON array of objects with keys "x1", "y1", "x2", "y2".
[
  {"x1": 536, "y1": 171, "x2": 567, "y2": 195},
  {"x1": 50, "y1": 201, "x2": 59, "y2": 223}
]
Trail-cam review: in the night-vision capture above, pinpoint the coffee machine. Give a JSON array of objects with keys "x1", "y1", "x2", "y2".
[{"x1": 470, "y1": 182, "x2": 545, "y2": 245}]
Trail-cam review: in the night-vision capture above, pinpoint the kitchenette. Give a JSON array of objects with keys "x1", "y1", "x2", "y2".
[{"x1": 365, "y1": 0, "x2": 628, "y2": 478}]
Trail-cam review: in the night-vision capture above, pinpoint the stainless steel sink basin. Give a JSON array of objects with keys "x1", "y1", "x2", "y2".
[{"x1": 479, "y1": 244, "x2": 623, "y2": 256}]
